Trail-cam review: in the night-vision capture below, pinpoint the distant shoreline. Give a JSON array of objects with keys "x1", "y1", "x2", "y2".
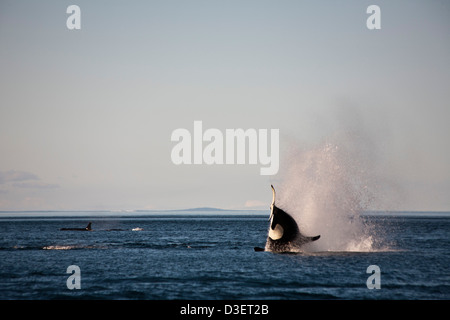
[{"x1": 0, "y1": 209, "x2": 449, "y2": 218}]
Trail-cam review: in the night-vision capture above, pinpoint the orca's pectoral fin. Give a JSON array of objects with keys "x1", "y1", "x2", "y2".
[{"x1": 254, "y1": 247, "x2": 265, "y2": 252}]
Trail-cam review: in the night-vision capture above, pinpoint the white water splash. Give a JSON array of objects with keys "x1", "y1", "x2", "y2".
[
  {"x1": 42, "y1": 244, "x2": 106, "y2": 250},
  {"x1": 43, "y1": 245, "x2": 79, "y2": 250},
  {"x1": 277, "y1": 130, "x2": 388, "y2": 252}
]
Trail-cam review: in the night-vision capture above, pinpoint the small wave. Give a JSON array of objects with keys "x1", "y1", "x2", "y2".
[
  {"x1": 42, "y1": 245, "x2": 107, "y2": 250},
  {"x1": 132, "y1": 227, "x2": 144, "y2": 231},
  {"x1": 43, "y1": 245, "x2": 75, "y2": 250},
  {"x1": 2, "y1": 241, "x2": 220, "y2": 251}
]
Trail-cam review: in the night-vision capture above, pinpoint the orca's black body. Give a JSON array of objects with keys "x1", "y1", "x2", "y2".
[
  {"x1": 257, "y1": 185, "x2": 320, "y2": 252},
  {"x1": 60, "y1": 222, "x2": 92, "y2": 231}
]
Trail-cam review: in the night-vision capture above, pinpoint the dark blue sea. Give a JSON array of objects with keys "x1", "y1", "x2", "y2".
[{"x1": 0, "y1": 211, "x2": 449, "y2": 301}]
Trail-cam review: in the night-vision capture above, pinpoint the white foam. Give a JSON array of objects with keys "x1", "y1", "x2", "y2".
[{"x1": 43, "y1": 245, "x2": 77, "y2": 250}]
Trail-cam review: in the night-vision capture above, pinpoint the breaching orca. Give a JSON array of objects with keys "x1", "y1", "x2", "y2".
[
  {"x1": 255, "y1": 185, "x2": 320, "y2": 252},
  {"x1": 60, "y1": 222, "x2": 92, "y2": 231}
]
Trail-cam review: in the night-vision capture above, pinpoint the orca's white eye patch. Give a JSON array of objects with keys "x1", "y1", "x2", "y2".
[{"x1": 269, "y1": 224, "x2": 284, "y2": 240}]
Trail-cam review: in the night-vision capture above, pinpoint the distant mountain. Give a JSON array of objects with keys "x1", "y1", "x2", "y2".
[{"x1": 176, "y1": 207, "x2": 228, "y2": 212}]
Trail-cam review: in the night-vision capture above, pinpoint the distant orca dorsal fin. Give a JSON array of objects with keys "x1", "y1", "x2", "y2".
[{"x1": 86, "y1": 222, "x2": 92, "y2": 231}]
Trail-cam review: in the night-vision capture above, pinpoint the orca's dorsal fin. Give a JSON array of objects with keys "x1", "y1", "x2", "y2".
[{"x1": 86, "y1": 222, "x2": 92, "y2": 231}]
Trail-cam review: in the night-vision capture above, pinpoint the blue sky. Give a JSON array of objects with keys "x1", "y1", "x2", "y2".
[{"x1": 0, "y1": 1, "x2": 449, "y2": 211}]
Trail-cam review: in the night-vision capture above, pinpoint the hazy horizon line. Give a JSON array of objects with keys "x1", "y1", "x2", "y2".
[{"x1": 1, "y1": 208, "x2": 449, "y2": 215}]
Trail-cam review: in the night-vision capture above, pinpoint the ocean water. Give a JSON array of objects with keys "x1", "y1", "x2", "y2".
[{"x1": 0, "y1": 211, "x2": 449, "y2": 300}]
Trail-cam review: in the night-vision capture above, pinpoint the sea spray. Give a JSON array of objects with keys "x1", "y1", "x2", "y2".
[{"x1": 277, "y1": 130, "x2": 384, "y2": 252}]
